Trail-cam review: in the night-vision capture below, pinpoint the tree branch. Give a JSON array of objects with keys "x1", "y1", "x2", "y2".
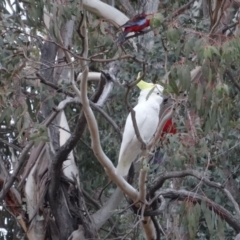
[
  {"x1": 138, "y1": 162, "x2": 148, "y2": 203},
  {"x1": 0, "y1": 137, "x2": 22, "y2": 152},
  {"x1": 77, "y1": 11, "x2": 138, "y2": 201},
  {"x1": 149, "y1": 169, "x2": 240, "y2": 219},
  {"x1": 172, "y1": 0, "x2": 195, "y2": 18},
  {"x1": 157, "y1": 188, "x2": 240, "y2": 232},
  {"x1": 0, "y1": 104, "x2": 61, "y2": 202},
  {"x1": 37, "y1": 72, "x2": 122, "y2": 136}
]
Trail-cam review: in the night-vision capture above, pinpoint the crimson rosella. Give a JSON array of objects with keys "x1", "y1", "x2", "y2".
[
  {"x1": 161, "y1": 116, "x2": 177, "y2": 137},
  {"x1": 118, "y1": 13, "x2": 150, "y2": 43}
]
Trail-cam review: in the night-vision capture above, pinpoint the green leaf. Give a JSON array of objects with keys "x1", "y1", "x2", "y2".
[
  {"x1": 187, "y1": 204, "x2": 201, "y2": 239},
  {"x1": 209, "y1": 46, "x2": 220, "y2": 56},
  {"x1": 216, "y1": 216, "x2": 225, "y2": 240},
  {"x1": 169, "y1": 76, "x2": 179, "y2": 94},
  {"x1": 179, "y1": 66, "x2": 191, "y2": 91},
  {"x1": 203, "y1": 46, "x2": 212, "y2": 60},
  {"x1": 196, "y1": 84, "x2": 204, "y2": 110},
  {"x1": 167, "y1": 27, "x2": 180, "y2": 44},
  {"x1": 150, "y1": 13, "x2": 164, "y2": 28},
  {"x1": 202, "y1": 205, "x2": 215, "y2": 237}
]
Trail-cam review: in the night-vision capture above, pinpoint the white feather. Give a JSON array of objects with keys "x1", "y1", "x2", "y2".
[{"x1": 116, "y1": 85, "x2": 164, "y2": 176}]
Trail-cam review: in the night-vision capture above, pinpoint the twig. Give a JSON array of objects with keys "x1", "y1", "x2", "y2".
[
  {"x1": 82, "y1": 189, "x2": 102, "y2": 209},
  {"x1": 0, "y1": 156, "x2": 10, "y2": 178},
  {"x1": 36, "y1": 73, "x2": 75, "y2": 97},
  {"x1": 91, "y1": 104, "x2": 122, "y2": 137},
  {"x1": 225, "y1": 70, "x2": 240, "y2": 93},
  {"x1": 151, "y1": 216, "x2": 162, "y2": 239},
  {"x1": 119, "y1": 200, "x2": 140, "y2": 214},
  {"x1": 103, "y1": 218, "x2": 119, "y2": 240},
  {"x1": 121, "y1": 217, "x2": 143, "y2": 240},
  {"x1": 77, "y1": 11, "x2": 85, "y2": 56},
  {"x1": 98, "y1": 181, "x2": 112, "y2": 204},
  {"x1": 222, "y1": 22, "x2": 238, "y2": 33},
  {"x1": 172, "y1": 0, "x2": 195, "y2": 18},
  {"x1": 0, "y1": 138, "x2": 22, "y2": 152},
  {"x1": 161, "y1": 37, "x2": 168, "y2": 74},
  {"x1": 186, "y1": 108, "x2": 197, "y2": 142},
  {"x1": 144, "y1": 195, "x2": 166, "y2": 217}
]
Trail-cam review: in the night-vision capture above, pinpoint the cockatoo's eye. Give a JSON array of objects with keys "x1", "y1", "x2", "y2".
[{"x1": 157, "y1": 92, "x2": 160, "y2": 95}]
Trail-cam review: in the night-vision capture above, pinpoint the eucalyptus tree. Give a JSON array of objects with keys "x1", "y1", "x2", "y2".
[{"x1": 1, "y1": 0, "x2": 240, "y2": 239}]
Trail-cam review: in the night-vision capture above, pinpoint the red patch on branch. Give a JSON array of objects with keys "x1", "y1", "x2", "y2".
[{"x1": 161, "y1": 118, "x2": 177, "y2": 137}]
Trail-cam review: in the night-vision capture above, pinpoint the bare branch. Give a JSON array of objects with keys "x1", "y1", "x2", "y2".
[
  {"x1": 157, "y1": 188, "x2": 240, "y2": 232},
  {"x1": 149, "y1": 169, "x2": 240, "y2": 219},
  {"x1": 138, "y1": 158, "x2": 148, "y2": 204}
]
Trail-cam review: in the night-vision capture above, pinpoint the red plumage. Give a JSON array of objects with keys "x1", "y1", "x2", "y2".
[
  {"x1": 124, "y1": 21, "x2": 150, "y2": 33},
  {"x1": 161, "y1": 118, "x2": 177, "y2": 137},
  {"x1": 118, "y1": 14, "x2": 151, "y2": 43}
]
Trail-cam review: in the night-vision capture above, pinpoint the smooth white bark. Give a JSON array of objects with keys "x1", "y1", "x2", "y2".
[
  {"x1": 25, "y1": 151, "x2": 46, "y2": 240},
  {"x1": 83, "y1": 0, "x2": 128, "y2": 26},
  {"x1": 59, "y1": 111, "x2": 80, "y2": 185}
]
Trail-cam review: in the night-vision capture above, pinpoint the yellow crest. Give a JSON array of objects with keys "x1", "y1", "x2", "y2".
[{"x1": 136, "y1": 72, "x2": 155, "y2": 90}]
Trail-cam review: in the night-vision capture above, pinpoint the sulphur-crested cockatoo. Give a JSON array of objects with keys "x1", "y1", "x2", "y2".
[{"x1": 116, "y1": 78, "x2": 164, "y2": 176}]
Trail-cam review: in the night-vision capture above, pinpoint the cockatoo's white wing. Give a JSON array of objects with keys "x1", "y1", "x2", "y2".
[{"x1": 116, "y1": 100, "x2": 160, "y2": 176}]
